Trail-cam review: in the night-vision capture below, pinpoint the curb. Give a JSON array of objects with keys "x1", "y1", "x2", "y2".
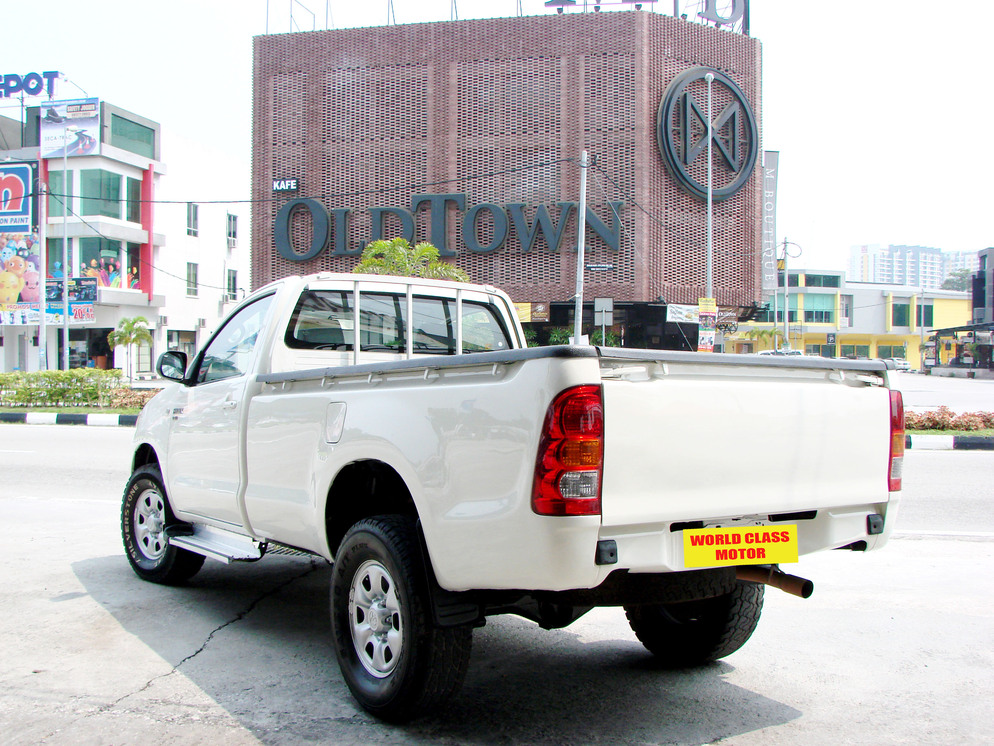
[
  {"x1": 0, "y1": 412, "x2": 138, "y2": 427},
  {"x1": 905, "y1": 434, "x2": 994, "y2": 451}
]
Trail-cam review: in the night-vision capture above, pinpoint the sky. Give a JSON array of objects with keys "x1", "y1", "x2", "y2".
[{"x1": 3, "y1": 0, "x2": 991, "y2": 272}]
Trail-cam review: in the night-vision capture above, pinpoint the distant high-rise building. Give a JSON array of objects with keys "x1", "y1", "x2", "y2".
[
  {"x1": 848, "y1": 244, "x2": 947, "y2": 289},
  {"x1": 942, "y1": 250, "x2": 980, "y2": 280}
]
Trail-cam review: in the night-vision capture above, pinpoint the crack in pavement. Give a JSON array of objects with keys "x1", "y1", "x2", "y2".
[{"x1": 48, "y1": 558, "x2": 327, "y2": 736}]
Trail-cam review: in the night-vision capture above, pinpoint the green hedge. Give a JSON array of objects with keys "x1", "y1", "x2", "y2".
[{"x1": 0, "y1": 370, "x2": 124, "y2": 407}]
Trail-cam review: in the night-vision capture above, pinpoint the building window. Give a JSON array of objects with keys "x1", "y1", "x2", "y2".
[
  {"x1": 186, "y1": 262, "x2": 199, "y2": 297},
  {"x1": 840, "y1": 295, "x2": 853, "y2": 327},
  {"x1": 878, "y1": 345, "x2": 905, "y2": 359},
  {"x1": 46, "y1": 238, "x2": 71, "y2": 279},
  {"x1": 48, "y1": 170, "x2": 72, "y2": 219},
  {"x1": 126, "y1": 243, "x2": 141, "y2": 289},
  {"x1": 916, "y1": 304, "x2": 934, "y2": 327},
  {"x1": 803, "y1": 274, "x2": 840, "y2": 288},
  {"x1": 187, "y1": 202, "x2": 199, "y2": 237},
  {"x1": 227, "y1": 269, "x2": 238, "y2": 301},
  {"x1": 802, "y1": 294, "x2": 835, "y2": 324},
  {"x1": 137, "y1": 341, "x2": 153, "y2": 373},
  {"x1": 80, "y1": 169, "x2": 121, "y2": 219},
  {"x1": 891, "y1": 303, "x2": 911, "y2": 327},
  {"x1": 110, "y1": 114, "x2": 155, "y2": 159},
  {"x1": 126, "y1": 177, "x2": 142, "y2": 223},
  {"x1": 840, "y1": 344, "x2": 870, "y2": 359},
  {"x1": 226, "y1": 213, "x2": 237, "y2": 247},
  {"x1": 79, "y1": 237, "x2": 123, "y2": 286},
  {"x1": 806, "y1": 344, "x2": 835, "y2": 357}
]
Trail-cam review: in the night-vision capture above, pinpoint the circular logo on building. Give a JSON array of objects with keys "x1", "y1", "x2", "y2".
[{"x1": 656, "y1": 67, "x2": 758, "y2": 201}]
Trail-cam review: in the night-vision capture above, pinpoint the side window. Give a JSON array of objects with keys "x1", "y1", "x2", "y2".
[
  {"x1": 287, "y1": 290, "x2": 355, "y2": 350},
  {"x1": 286, "y1": 290, "x2": 407, "y2": 353},
  {"x1": 411, "y1": 297, "x2": 455, "y2": 353},
  {"x1": 196, "y1": 295, "x2": 274, "y2": 384},
  {"x1": 461, "y1": 301, "x2": 511, "y2": 352}
]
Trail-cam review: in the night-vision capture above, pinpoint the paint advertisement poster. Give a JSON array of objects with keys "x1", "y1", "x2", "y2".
[
  {"x1": 0, "y1": 163, "x2": 37, "y2": 232},
  {"x1": 39, "y1": 98, "x2": 100, "y2": 159}
]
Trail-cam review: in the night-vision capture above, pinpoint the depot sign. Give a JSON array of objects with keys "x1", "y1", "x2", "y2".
[
  {"x1": 274, "y1": 193, "x2": 624, "y2": 261},
  {"x1": 1, "y1": 71, "x2": 60, "y2": 99}
]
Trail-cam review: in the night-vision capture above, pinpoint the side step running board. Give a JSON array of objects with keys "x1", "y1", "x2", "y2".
[{"x1": 168, "y1": 524, "x2": 264, "y2": 564}]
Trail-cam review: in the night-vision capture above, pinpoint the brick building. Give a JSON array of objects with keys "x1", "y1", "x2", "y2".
[{"x1": 251, "y1": 11, "x2": 762, "y2": 348}]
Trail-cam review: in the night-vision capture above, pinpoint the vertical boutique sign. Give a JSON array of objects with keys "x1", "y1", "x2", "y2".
[{"x1": 761, "y1": 151, "x2": 779, "y2": 291}]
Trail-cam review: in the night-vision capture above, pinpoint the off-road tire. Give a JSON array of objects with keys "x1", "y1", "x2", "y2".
[
  {"x1": 624, "y1": 579, "x2": 764, "y2": 667},
  {"x1": 330, "y1": 515, "x2": 472, "y2": 722},
  {"x1": 121, "y1": 464, "x2": 205, "y2": 584}
]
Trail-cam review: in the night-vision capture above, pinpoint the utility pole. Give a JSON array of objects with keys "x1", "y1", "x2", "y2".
[{"x1": 573, "y1": 150, "x2": 589, "y2": 344}]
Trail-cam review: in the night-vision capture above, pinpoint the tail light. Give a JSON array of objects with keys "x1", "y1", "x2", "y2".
[
  {"x1": 889, "y1": 389, "x2": 904, "y2": 492},
  {"x1": 532, "y1": 385, "x2": 604, "y2": 516}
]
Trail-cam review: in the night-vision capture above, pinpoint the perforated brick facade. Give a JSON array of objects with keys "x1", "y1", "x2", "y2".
[{"x1": 252, "y1": 12, "x2": 762, "y2": 309}]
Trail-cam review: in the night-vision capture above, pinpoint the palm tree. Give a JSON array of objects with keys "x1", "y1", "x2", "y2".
[
  {"x1": 353, "y1": 238, "x2": 470, "y2": 282},
  {"x1": 108, "y1": 316, "x2": 153, "y2": 384},
  {"x1": 744, "y1": 327, "x2": 783, "y2": 351}
]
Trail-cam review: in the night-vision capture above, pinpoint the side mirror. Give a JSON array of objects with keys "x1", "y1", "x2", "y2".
[{"x1": 157, "y1": 351, "x2": 188, "y2": 382}]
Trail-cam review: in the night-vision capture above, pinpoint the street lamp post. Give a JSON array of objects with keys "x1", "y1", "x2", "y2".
[
  {"x1": 780, "y1": 239, "x2": 802, "y2": 351},
  {"x1": 705, "y1": 72, "x2": 714, "y2": 301}
]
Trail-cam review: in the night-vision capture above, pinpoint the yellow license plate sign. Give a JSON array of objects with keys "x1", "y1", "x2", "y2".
[{"x1": 683, "y1": 525, "x2": 799, "y2": 568}]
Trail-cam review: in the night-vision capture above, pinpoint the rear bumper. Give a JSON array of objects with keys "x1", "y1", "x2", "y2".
[{"x1": 600, "y1": 499, "x2": 898, "y2": 574}]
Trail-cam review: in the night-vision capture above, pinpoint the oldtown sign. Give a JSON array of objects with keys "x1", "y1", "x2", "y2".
[
  {"x1": 657, "y1": 67, "x2": 758, "y2": 201},
  {"x1": 274, "y1": 194, "x2": 624, "y2": 261}
]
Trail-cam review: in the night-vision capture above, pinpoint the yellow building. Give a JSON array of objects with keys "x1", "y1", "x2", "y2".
[{"x1": 728, "y1": 270, "x2": 972, "y2": 370}]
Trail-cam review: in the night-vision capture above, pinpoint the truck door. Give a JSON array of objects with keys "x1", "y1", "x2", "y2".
[{"x1": 166, "y1": 295, "x2": 274, "y2": 526}]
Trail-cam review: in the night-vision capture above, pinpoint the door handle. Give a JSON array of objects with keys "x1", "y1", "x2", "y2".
[{"x1": 221, "y1": 399, "x2": 238, "y2": 410}]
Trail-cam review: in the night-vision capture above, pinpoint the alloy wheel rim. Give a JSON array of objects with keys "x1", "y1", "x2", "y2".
[
  {"x1": 348, "y1": 559, "x2": 403, "y2": 678},
  {"x1": 134, "y1": 487, "x2": 168, "y2": 561}
]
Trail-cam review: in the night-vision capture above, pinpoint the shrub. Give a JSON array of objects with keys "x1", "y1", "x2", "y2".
[
  {"x1": 906, "y1": 407, "x2": 994, "y2": 432},
  {"x1": 0, "y1": 369, "x2": 123, "y2": 407},
  {"x1": 108, "y1": 388, "x2": 160, "y2": 409},
  {"x1": 918, "y1": 406, "x2": 955, "y2": 430},
  {"x1": 903, "y1": 410, "x2": 923, "y2": 430},
  {"x1": 951, "y1": 413, "x2": 985, "y2": 431}
]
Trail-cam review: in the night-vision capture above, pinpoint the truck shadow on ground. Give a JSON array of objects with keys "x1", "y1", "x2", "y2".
[{"x1": 74, "y1": 554, "x2": 800, "y2": 744}]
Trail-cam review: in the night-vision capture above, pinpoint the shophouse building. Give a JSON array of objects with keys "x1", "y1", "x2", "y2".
[
  {"x1": 729, "y1": 268, "x2": 972, "y2": 370},
  {"x1": 0, "y1": 104, "x2": 249, "y2": 374},
  {"x1": 251, "y1": 11, "x2": 764, "y2": 348}
]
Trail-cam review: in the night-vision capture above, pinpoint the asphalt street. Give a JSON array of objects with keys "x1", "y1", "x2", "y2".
[{"x1": 0, "y1": 411, "x2": 992, "y2": 744}]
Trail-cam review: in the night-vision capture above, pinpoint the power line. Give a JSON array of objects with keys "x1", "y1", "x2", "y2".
[{"x1": 30, "y1": 158, "x2": 576, "y2": 207}]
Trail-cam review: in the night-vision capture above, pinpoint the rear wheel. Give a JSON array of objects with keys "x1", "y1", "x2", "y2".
[
  {"x1": 624, "y1": 579, "x2": 764, "y2": 667},
  {"x1": 330, "y1": 515, "x2": 472, "y2": 722},
  {"x1": 121, "y1": 465, "x2": 205, "y2": 584}
]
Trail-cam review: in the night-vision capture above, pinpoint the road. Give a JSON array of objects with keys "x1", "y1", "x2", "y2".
[
  {"x1": 0, "y1": 424, "x2": 992, "y2": 745},
  {"x1": 893, "y1": 371, "x2": 994, "y2": 414}
]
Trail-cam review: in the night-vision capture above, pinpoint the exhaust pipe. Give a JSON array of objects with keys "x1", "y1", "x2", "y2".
[{"x1": 737, "y1": 565, "x2": 814, "y2": 599}]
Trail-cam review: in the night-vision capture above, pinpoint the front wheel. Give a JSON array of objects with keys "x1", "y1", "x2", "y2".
[
  {"x1": 330, "y1": 515, "x2": 472, "y2": 722},
  {"x1": 121, "y1": 465, "x2": 205, "y2": 585},
  {"x1": 624, "y1": 579, "x2": 764, "y2": 667}
]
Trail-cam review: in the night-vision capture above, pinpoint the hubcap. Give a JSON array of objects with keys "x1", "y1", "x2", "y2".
[
  {"x1": 134, "y1": 488, "x2": 168, "y2": 561},
  {"x1": 349, "y1": 559, "x2": 403, "y2": 678}
]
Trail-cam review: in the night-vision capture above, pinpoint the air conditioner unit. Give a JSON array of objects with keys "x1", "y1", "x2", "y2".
[{"x1": 198, "y1": 318, "x2": 206, "y2": 328}]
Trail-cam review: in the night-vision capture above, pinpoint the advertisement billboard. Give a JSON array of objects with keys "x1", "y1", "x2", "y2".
[
  {"x1": 0, "y1": 163, "x2": 37, "y2": 233},
  {"x1": 40, "y1": 99, "x2": 100, "y2": 159}
]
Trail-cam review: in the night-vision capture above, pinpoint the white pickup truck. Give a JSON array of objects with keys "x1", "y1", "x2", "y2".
[{"x1": 123, "y1": 272, "x2": 905, "y2": 721}]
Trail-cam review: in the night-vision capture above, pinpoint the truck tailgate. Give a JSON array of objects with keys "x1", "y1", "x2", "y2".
[{"x1": 598, "y1": 357, "x2": 892, "y2": 528}]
